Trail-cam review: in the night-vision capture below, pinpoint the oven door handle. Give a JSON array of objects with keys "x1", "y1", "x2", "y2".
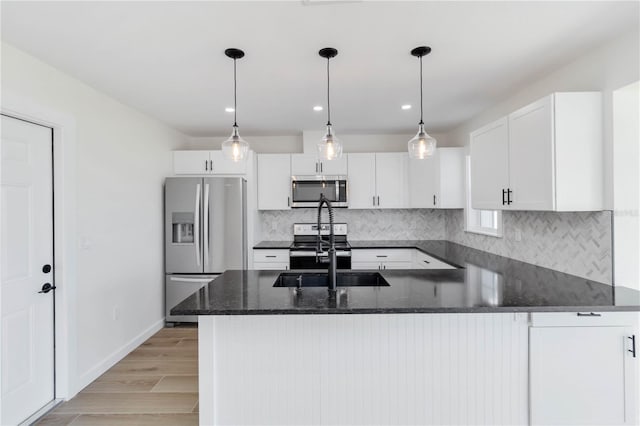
[{"x1": 289, "y1": 251, "x2": 351, "y2": 257}]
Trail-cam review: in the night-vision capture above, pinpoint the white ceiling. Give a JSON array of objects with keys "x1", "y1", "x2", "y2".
[{"x1": 1, "y1": 1, "x2": 638, "y2": 137}]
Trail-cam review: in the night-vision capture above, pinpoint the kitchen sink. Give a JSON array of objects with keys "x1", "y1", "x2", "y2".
[{"x1": 273, "y1": 272, "x2": 390, "y2": 288}]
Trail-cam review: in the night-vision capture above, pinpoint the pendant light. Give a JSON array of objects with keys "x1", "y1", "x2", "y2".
[
  {"x1": 407, "y1": 46, "x2": 437, "y2": 159},
  {"x1": 222, "y1": 48, "x2": 249, "y2": 162},
  {"x1": 317, "y1": 47, "x2": 343, "y2": 161}
]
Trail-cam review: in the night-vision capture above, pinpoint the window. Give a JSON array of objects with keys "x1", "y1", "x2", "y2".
[{"x1": 464, "y1": 156, "x2": 503, "y2": 237}]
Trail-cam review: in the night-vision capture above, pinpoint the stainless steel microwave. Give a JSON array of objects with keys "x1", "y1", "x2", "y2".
[{"x1": 290, "y1": 176, "x2": 348, "y2": 208}]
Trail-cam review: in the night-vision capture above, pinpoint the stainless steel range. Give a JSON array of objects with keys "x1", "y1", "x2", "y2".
[{"x1": 289, "y1": 223, "x2": 351, "y2": 269}]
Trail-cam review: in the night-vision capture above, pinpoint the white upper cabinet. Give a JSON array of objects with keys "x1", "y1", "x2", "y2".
[
  {"x1": 291, "y1": 154, "x2": 347, "y2": 176},
  {"x1": 470, "y1": 117, "x2": 510, "y2": 210},
  {"x1": 173, "y1": 150, "x2": 248, "y2": 175},
  {"x1": 470, "y1": 92, "x2": 603, "y2": 211},
  {"x1": 347, "y1": 153, "x2": 377, "y2": 209},
  {"x1": 348, "y1": 153, "x2": 408, "y2": 209},
  {"x1": 375, "y1": 153, "x2": 408, "y2": 208},
  {"x1": 408, "y1": 147, "x2": 465, "y2": 208},
  {"x1": 257, "y1": 154, "x2": 291, "y2": 210}
]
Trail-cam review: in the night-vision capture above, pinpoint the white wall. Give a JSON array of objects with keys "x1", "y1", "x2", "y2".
[
  {"x1": 1, "y1": 42, "x2": 187, "y2": 397},
  {"x1": 184, "y1": 131, "x2": 455, "y2": 154},
  {"x1": 445, "y1": 29, "x2": 640, "y2": 209},
  {"x1": 613, "y1": 81, "x2": 640, "y2": 290}
]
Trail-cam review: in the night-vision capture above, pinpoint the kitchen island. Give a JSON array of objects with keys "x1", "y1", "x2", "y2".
[{"x1": 172, "y1": 241, "x2": 640, "y2": 426}]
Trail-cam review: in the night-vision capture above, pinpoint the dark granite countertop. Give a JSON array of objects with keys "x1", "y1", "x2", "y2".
[
  {"x1": 173, "y1": 241, "x2": 640, "y2": 315},
  {"x1": 253, "y1": 241, "x2": 292, "y2": 249}
]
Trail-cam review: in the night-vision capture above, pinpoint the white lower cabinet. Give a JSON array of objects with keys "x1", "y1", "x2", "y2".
[
  {"x1": 252, "y1": 249, "x2": 289, "y2": 270},
  {"x1": 352, "y1": 248, "x2": 456, "y2": 270},
  {"x1": 414, "y1": 250, "x2": 457, "y2": 269},
  {"x1": 530, "y1": 312, "x2": 638, "y2": 426},
  {"x1": 352, "y1": 249, "x2": 413, "y2": 270}
]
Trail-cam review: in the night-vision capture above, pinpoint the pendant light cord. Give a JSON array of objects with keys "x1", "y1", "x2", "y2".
[
  {"x1": 233, "y1": 58, "x2": 238, "y2": 127},
  {"x1": 419, "y1": 55, "x2": 424, "y2": 125},
  {"x1": 326, "y1": 57, "x2": 331, "y2": 126}
]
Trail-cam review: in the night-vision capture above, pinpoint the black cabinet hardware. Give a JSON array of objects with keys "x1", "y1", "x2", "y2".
[
  {"x1": 576, "y1": 312, "x2": 601, "y2": 317},
  {"x1": 502, "y1": 189, "x2": 507, "y2": 205},
  {"x1": 433, "y1": 195, "x2": 436, "y2": 206},
  {"x1": 373, "y1": 196, "x2": 376, "y2": 206},
  {"x1": 266, "y1": 255, "x2": 277, "y2": 258},
  {"x1": 210, "y1": 160, "x2": 213, "y2": 171},
  {"x1": 42, "y1": 264, "x2": 52, "y2": 273},
  {"x1": 38, "y1": 283, "x2": 56, "y2": 294},
  {"x1": 507, "y1": 188, "x2": 513, "y2": 205},
  {"x1": 205, "y1": 160, "x2": 208, "y2": 171},
  {"x1": 287, "y1": 196, "x2": 290, "y2": 207},
  {"x1": 377, "y1": 196, "x2": 380, "y2": 206},
  {"x1": 376, "y1": 255, "x2": 388, "y2": 258},
  {"x1": 423, "y1": 260, "x2": 430, "y2": 264},
  {"x1": 629, "y1": 335, "x2": 636, "y2": 358}
]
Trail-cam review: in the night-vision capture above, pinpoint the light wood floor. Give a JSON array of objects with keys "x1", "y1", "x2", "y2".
[{"x1": 35, "y1": 327, "x2": 199, "y2": 426}]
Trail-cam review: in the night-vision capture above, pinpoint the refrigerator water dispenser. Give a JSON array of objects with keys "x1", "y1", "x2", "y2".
[{"x1": 172, "y1": 212, "x2": 194, "y2": 244}]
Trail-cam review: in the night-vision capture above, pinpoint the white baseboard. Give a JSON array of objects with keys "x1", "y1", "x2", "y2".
[{"x1": 72, "y1": 319, "x2": 164, "y2": 397}]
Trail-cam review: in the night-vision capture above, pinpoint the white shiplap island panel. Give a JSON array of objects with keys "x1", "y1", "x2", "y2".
[{"x1": 198, "y1": 313, "x2": 528, "y2": 425}]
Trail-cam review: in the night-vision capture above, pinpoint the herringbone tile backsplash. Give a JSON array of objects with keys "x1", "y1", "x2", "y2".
[
  {"x1": 259, "y1": 209, "x2": 612, "y2": 284},
  {"x1": 259, "y1": 209, "x2": 446, "y2": 241},
  {"x1": 445, "y1": 210, "x2": 612, "y2": 284}
]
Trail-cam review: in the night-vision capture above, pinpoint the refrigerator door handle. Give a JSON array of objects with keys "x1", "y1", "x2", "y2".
[
  {"x1": 169, "y1": 276, "x2": 218, "y2": 283},
  {"x1": 203, "y1": 183, "x2": 210, "y2": 266},
  {"x1": 194, "y1": 183, "x2": 201, "y2": 267}
]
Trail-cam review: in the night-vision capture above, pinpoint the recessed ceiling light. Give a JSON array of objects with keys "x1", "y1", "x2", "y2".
[
  {"x1": 225, "y1": 107, "x2": 235, "y2": 113},
  {"x1": 313, "y1": 105, "x2": 323, "y2": 111},
  {"x1": 401, "y1": 104, "x2": 412, "y2": 110}
]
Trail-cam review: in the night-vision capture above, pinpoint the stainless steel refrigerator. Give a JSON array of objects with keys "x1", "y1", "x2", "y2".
[{"x1": 164, "y1": 177, "x2": 247, "y2": 323}]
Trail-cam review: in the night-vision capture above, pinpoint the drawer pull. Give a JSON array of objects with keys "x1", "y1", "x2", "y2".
[
  {"x1": 265, "y1": 255, "x2": 277, "y2": 258},
  {"x1": 576, "y1": 312, "x2": 601, "y2": 317},
  {"x1": 376, "y1": 255, "x2": 388, "y2": 258},
  {"x1": 423, "y1": 260, "x2": 430, "y2": 264}
]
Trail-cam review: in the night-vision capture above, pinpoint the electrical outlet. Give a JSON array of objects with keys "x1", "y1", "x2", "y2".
[
  {"x1": 514, "y1": 229, "x2": 522, "y2": 242},
  {"x1": 113, "y1": 306, "x2": 120, "y2": 321}
]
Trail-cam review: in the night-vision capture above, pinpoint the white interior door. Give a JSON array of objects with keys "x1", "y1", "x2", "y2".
[{"x1": 1, "y1": 115, "x2": 55, "y2": 425}]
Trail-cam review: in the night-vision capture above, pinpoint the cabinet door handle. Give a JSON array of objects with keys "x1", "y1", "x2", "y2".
[
  {"x1": 576, "y1": 312, "x2": 601, "y2": 317},
  {"x1": 377, "y1": 196, "x2": 380, "y2": 206},
  {"x1": 287, "y1": 196, "x2": 290, "y2": 207},
  {"x1": 502, "y1": 189, "x2": 506, "y2": 205},
  {"x1": 423, "y1": 260, "x2": 430, "y2": 264},
  {"x1": 433, "y1": 195, "x2": 436, "y2": 206},
  {"x1": 205, "y1": 160, "x2": 209, "y2": 171},
  {"x1": 373, "y1": 196, "x2": 376, "y2": 206},
  {"x1": 315, "y1": 162, "x2": 318, "y2": 173},
  {"x1": 320, "y1": 163, "x2": 323, "y2": 173},
  {"x1": 629, "y1": 335, "x2": 636, "y2": 358},
  {"x1": 507, "y1": 188, "x2": 513, "y2": 205}
]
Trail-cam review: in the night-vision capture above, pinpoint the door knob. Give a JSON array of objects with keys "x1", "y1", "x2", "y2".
[
  {"x1": 42, "y1": 264, "x2": 52, "y2": 273},
  {"x1": 38, "y1": 283, "x2": 56, "y2": 294}
]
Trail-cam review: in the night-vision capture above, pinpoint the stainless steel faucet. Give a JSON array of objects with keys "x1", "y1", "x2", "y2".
[{"x1": 316, "y1": 194, "x2": 337, "y2": 292}]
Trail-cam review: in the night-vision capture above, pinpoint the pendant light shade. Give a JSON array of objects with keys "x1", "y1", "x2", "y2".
[
  {"x1": 221, "y1": 48, "x2": 249, "y2": 162},
  {"x1": 318, "y1": 47, "x2": 343, "y2": 161},
  {"x1": 408, "y1": 123, "x2": 437, "y2": 159},
  {"x1": 408, "y1": 46, "x2": 437, "y2": 159}
]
